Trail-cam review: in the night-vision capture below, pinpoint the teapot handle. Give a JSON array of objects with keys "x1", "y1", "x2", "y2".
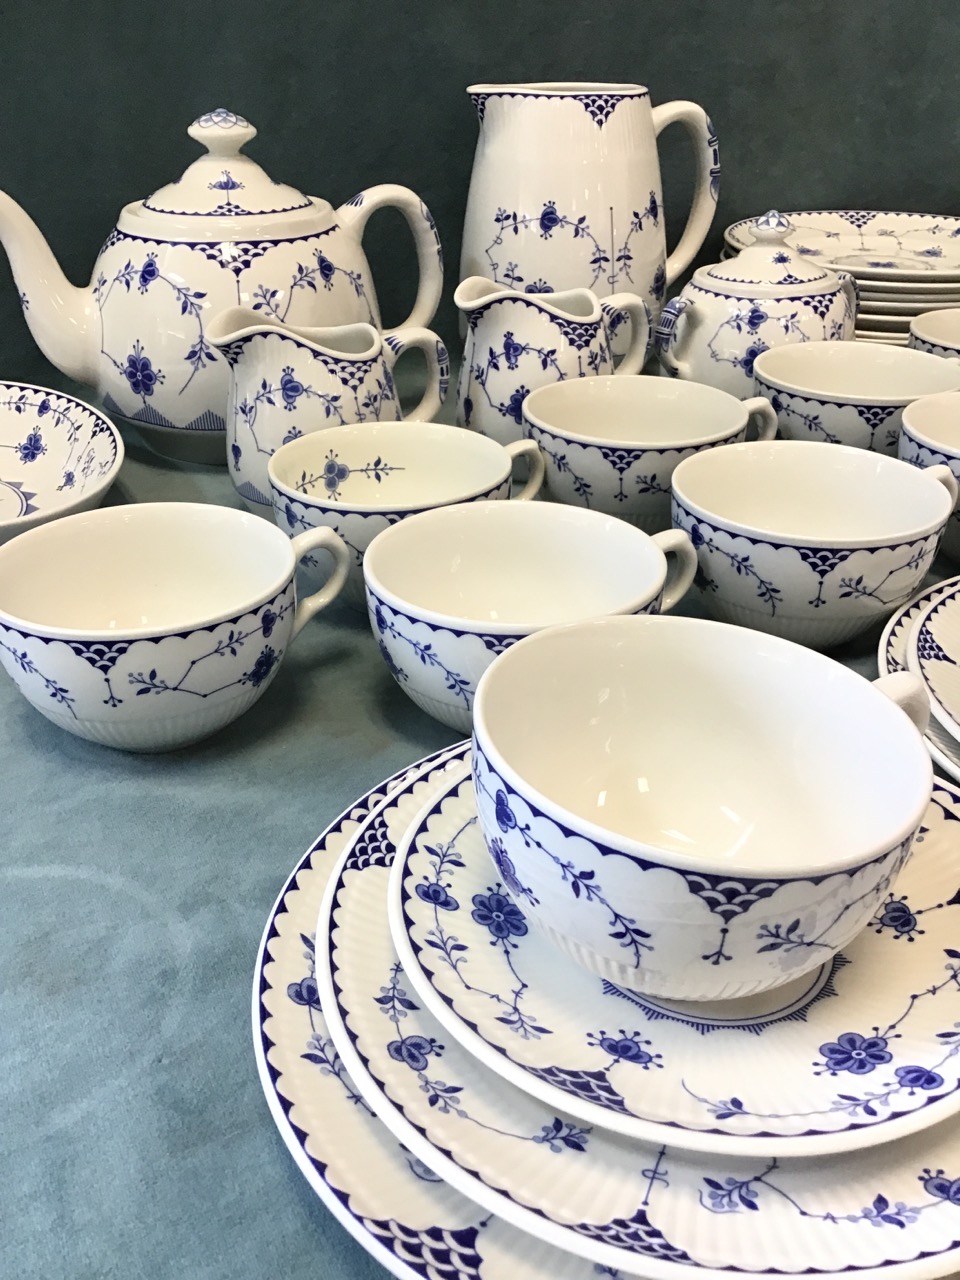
[
  {"x1": 655, "y1": 297, "x2": 695, "y2": 378},
  {"x1": 650, "y1": 103, "x2": 719, "y2": 286},
  {"x1": 600, "y1": 294, "x2": 651, "y2": 375},
  {"x1": 382, "y1": 328, "x2": 451, "y2": 421},
  {"x1": 337, "y1": 185, "x2": 444, "y2": 334}
]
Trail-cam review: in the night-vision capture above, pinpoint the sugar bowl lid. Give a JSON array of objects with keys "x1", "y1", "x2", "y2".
[{"x1": 697, "y1": 211, "x2": 840, "y2": 296}]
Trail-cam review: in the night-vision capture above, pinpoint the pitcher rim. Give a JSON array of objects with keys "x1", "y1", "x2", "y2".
[{"x1": 467, "y1": 81, "x2": 649, "y2": 97}]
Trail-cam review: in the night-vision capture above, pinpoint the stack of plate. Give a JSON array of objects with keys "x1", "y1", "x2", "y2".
[
  {"x1": 723, "y1": 211, "x2": 960, "y2": 346},
  {"x1": 255, "y1": 728, "x2": 960, "y2": 1278}
]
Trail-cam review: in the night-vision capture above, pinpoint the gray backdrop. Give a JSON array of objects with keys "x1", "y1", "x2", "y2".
[{"x1": 0, "y1": 0, "x2": 958, "y2": 390}]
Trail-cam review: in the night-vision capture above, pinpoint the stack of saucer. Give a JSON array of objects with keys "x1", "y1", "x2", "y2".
[
  {"x1": 724, "y1": 211, "x2": 960, "y2": 345},
  {"x1": 255, "y1": 616, "x2": 960, "y2": 1280}
]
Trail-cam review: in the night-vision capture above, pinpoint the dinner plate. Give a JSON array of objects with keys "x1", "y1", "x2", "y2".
[
  {"x1": 388, "y1": 765, "x2": 960, "y2": 1157},
  {"x1": 725, "y1": 212, "x2": 960, "y2": 280},
  {"x1": 317, "y1": 754, "x2": 960, "y2": 1280},
  {"x1": 859, "y1": 300, "x2": 960, "y2": 316},
  {"x1": 858, "y1": 279, "x2": 960, "y2": 297},
  {"x1": 855, "y1": 331, "x2": 909, "y2": 344},
  {"x1": 908, "y1": 581, "x2": 960, "y2": 745},
  {"x1": 878, "y1": 577, "x2": 960, "y2": 783},
  {"x1": 254, "y1": 742, "x2": 608, "y2": 1280}
]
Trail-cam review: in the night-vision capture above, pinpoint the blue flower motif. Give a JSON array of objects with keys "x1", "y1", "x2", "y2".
[
  {"x1": 462, "y1": 395, "x2": 473, "y2": 426},
  {"x1": 60, "y1": 471, "x2": 75, "y2": 489},
  {"x1": 415, "y1": 881, "x2": 459, "y2": 911},
  {"x1": 316, "y1": 253, "x2": 336, "y2": 285},
  {"x1": 895, "y1": 1065, "x2": 945, "y2": 1092},
  {"x1": 590, "y1": 1030, "x2": 659, "y2": 1067},
  {"x1": 323, "y1": 453, "x2": 350, "y2": 493},
  {"x1": 261, "y1": 608, "x2": 278, "y2": 639},
  {"x1": 284, "y1": 502, "x2": 298, "y2": 530},
  {"x1": 243, "y1": 646, "x2": 277, "y2": 688},
  {"x1": 17, "y1": 431, "x2": 45, "y2": 463},
  {"x1": 374, "y1": 605, "x2": 387, "y2": 635},
  {"x1": 689, "y1": 522, "x2": 705, "y2": 549},
  {"x1": 538, "y1": 202, "x2": 562, "y2": 236},
  {"x1": 287, "y1": 976, "x2": 320, "y2": 1008},
  {"x1": 876, "y1": 897, "x2": 919, "y2": 937},
  {"x1": 504, "y1": 386, "x2": 529, "y2": 424},
  {"x1": 280, "y1": 366, "x2": 305, "y2": 410},
  {"x1": 138, "y1": 255, "x2": 159, "y2": 292},
  {"x1": 772, "y1": 251, "x2": 790, "y2": 265},
  {"x1": 524, "y1": 279, "x2": 553, "y2": 294},
  {"x1": 472, "y1": 890, "x2": 527, "y2": 940},
  {"x1": 231, "y1": 442, "x2": 242, "y2": 470},
  {"x1": 387, "y1": 1034, "x2": 442, "y2": 1071},
  {"x1": 502, "y1": 331, "x2": 524, "y2": 370},
  {"x1": 36, "y1": 398, "x2": 50, "y2": 417},
  {"x1": 494, "y1": 790, "x2": 517, "y2": 833},
  {"x1": 921, "y1": 1168, "x2": 960, "y2": 1204},
  {"x1": 378, "y1": 639, "x2": 406, "y2": 683},
  {"x1": 819, "y1": 1031, "x2": 893, "y2": 1075},
  {"x1": 651, "y1": 263, "x2": 666, "y2": 302},
  {"x1": 744, "y1": 305, "x2": 768, "y2": 332},
  {"x1": 124, "y1": 341, "x2": 161, "y2": 397},
  {"x1": 489, "y1": 837, "x2": 525, "y2": 899},
  {"x1": 739, "y1": 342, "x2": 768, "y2": 378}
]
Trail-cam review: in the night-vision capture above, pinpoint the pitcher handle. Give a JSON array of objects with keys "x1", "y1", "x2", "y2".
[
  {"x1": 651, "y1": 103, "x2": 719, "y2": 286},
  {"x1": 600, "y1": 294, "x2": 652, "y2": 375},
  {"x1": 383, "y1": 328, "x2": 450, "y2": 421},
  {"x1": 337, "y1": 184, "x2": 444, "y2": 333}
]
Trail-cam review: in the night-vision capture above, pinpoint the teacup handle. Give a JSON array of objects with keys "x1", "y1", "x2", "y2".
[
  {"x1": 383, "y1": 328, "x2": 451, "y2": 422},
  {"x1": 743, "y1": 396, "x2": 778, "y2": 441},
  {"x1": 504, "y1": 439, "x2": 545, "y2": 500},
  {"x1": 289, "y1": 527, "x2": 352, "y2": 638},
  {"x1": 927, "y1": 463, "x2": 960, "y2": 513},
  {"x1": 651, "y1": 528, "x2": 698, "y2": 613},
  {"x1": 873, "y1": 671, "x2": 930, "y2": 738},
  {"x1": 600, "y1": 294, "x2": 652, "y2": 375}
]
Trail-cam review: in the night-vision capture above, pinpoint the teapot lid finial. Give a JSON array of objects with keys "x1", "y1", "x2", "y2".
[
  {"x1": 187, "y1": 109, "x2": 258, "y2": 156},
  {"x1": 750, "y1": 210, "x2": 793, "y2": 244}
]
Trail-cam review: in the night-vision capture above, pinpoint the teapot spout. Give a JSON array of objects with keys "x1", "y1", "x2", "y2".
[{"x1": 0, "y1": 191, "x2": 96, "y2": 385}]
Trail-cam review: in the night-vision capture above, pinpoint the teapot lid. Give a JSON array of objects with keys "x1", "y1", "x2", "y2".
[{"x1": 696, "y1": 211, "x2": 840, "y2": 296}]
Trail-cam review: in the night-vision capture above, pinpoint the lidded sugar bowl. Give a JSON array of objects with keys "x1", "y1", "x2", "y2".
[{"x1": 655, "y1": 210, "x2": 857, "y2": 398}]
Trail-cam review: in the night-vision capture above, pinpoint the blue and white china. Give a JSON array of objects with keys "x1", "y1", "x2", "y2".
[
  {"x1": 0, "y1": 502, "x2": 349, "y2": 750},
  {"x1": 0, "y1": 109, "x2": 443, "y2": 441},
  {"x1": 460, "y1": 84, "x2": 718, "y2": 326},
  {"x1": 725, "y1": 210, "x2": 960, "y2": 280},
  {"x1": 454, "y1": 277, "x2": 650, "y2": 445},
  {"x1": 879, "y1": 577, "x2": 960, "y2": 784},
  {"x1": 522, "y1": 376, "x2": 776, "y2": 533},
  {"x1": 753, "y1": 341, "x2": 960, "y2": 455},
  {"x1": 907, "y1": 583, "x2": 960, "y2": 746},
  {"x1": 655, "y1": 211, "x2": 857, "y2": 398},
  {"x1": 269, "y1": 420, "x2": 543, "y2": 609},
  {"x1": 390, "y1": 762, "x2": 960, "y2": 1157},
  {"x1": 909, "y1": 309, "x2": 960, "y2": 360},
  {"x1": 256, "y1": 745, "x2": 609, "y2": 1280},
  {"x1": 363, "y1": 501, "x2": 697, "y2": 732},
  {"x1": 0, "y1": 381, "x2": 123, "y2": 543},
  {"x1": 900, "y1": 393, "x2": 960, "y2": 560},
  {"x1": 207, "y1": 307, "x2": 449, "y2": 512},
  {"x1": 316, "y1": 745, "x2": 960, "y2": 1279},
  {"x1": 671, "y1": 440, "x2": 957, "y2": 648},
  {"x1": 470, "y1": 615, "x2": 932, "y2": 1001}
]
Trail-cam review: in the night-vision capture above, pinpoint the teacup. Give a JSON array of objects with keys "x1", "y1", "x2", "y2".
[
  {"x1": 364, "y1": 500, "x2": 697, "y2": 731},
  {"x1": 472, "y1": 613, "x2": 932, "y2": 1000},
  {"x1": 753, "y1": 340, "x2": 960, "y2": 454},
  {"x1": 522, "y1": 376, "x2": 777, "y2": 532},
  {"x1": 0, "y1": 503, "x2": 350, "y2": 750},
  {"x1": 269, "y1": 421, "x2": 544, "y2": 608},
  {"x1": 671, "y1": 440, "x2": 958, "y2": 649},
  {"x1": 899, "y1": 391, "x2": 960, "y2": 561},
  {"x1": 908, "y1": 308, "x2": 960, "y2": 360}
]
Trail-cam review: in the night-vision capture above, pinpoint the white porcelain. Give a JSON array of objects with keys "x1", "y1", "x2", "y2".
[
  {"x1": 206, "y1": 308, "x2": 449, "y2": 511},
  {"x1": 454, "y1": 277, "x2": 649, "y2": 445},
  {"x1": 879, "y1": 578, "x2": 960, "y2": 783},
  {"x1": 269, "y1": 421, "x2": 543, "y2": 607},
  {"x1": 899, "y1": 392, "x2": 960, "y2": 560},
  {"x1": 0, "y1": 381, "x2": 123, "y2": 543},
  {"x1": 0, "y1": 109, "x2": 443, "y2": 440},
  {"x1": 0, "y1": 502, "x2": 350, "y2": 750},
  {"x1": 392, "y1": 759, "x2": 960, "y2": 1156},
  {"x1": 363, "y1": 500, "x2": 697, "y2": 732},
  {"x1": 656, "y1": 211, "x2": 857, "y2": 397},
  {"x1": 471, "y1": 614, "x2": 932, "y2": 1001},
  {"x1": 753, "y1": 341, "x2": 960, "y2": 454},
  {"x1": 460, "y1": 83, "x2": 718, "y2": 323},
  {"x1": 725, "y1": 210, "x2": 960, "y2": 280},
  {"x1": 318, "y1": 754, "x2": 960, "y2": 1280},
  {"x1": 671, "y1": 439, "x2": 957, "y2": 648},
  {"x1": 859, "y1": 278, "x2": 960, "y2": 297},
  {"x1": 522, "y1": 375, "x2": 776, "y2": 532},
  {"x1": 909, "y1": 308, "x2": 960, "y2": 360},
  {"x1": 908, "y1": 582, "x2": 960, "y2": 745}
]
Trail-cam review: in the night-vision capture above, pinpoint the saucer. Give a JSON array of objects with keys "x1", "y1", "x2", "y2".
[
  {"x1": 879, "y1": 577, "x2": 960, "y2": 783},
  {"x1": 908, "y1": 581, "x2": 960, "y2": 743},
  {"x1": 254, "y1": 742, "x2": 605, "y2": 1280},
  {"x1": 388, "y1": 766, "x2": 960, "y2": 1157},
  {"x1": 317, "y1": 752, "x2": 960, "y2": 1280}
]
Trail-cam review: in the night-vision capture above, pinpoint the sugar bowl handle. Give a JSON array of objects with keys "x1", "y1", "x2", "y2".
[
  {"x1": 651, "y1": 528, "x2": 698, "y2": 613},
  {"x1": 289, "y1": 527, "x2": 351, "y2": 637},
  {"x1": 873, "y1": 671, "x2": 930, "y2": 738},
  {"x1": 601, "y1": 293, "x2": 652, "y2": 375}
]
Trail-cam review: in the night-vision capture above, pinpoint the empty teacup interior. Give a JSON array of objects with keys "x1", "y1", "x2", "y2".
[
  {"x1": 902, "y1": 391, "x2": 960, "y2": 451},
  {"x1": 754, "y1": 341, "x2": 960, "y2": 400},
  {"x1": 910, "y1": 308, "x2": 960, "y2": 347},
  {"x1": 523, "y1": 375, "x2": 746, "y2": 445},
  {"x1": 475, "y1": 615, "x2": 931, "y2": 873},
  {"x1": 365, "y1": 502, "x2": 664, "y2": 625},
  {"x1": 0, "y1": 503, "x2": 292, "y2": 633},
  {"x1": 270, "y1": 422, "x2": 512, "y2": 509},
  {"x1": 673, "y1": 441, "x2": 953, "y2": 541}
]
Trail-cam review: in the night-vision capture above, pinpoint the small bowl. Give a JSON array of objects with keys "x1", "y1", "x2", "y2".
[
  {"x1": 364, "y1": 500, "x2": 697, "y2": 732},
  {"x1": 472, "y1": 614, "x2": 932, "y2": 1000},
  {"x1": 0, "y1": 381, "x2": 124, "y2": 542},
  {"x1": 899, "y1": 391, "x2": 960, "y2": 561},
  {"x1": 908, "y1": 308, "x2": 960, "y2": 359},
  {"x1": 753, "y1": 341, "x2": 960, "y2": 454},
  {"x1": 671, "y1": 440, "x2": 958, "y2": 648},
  {"x1": 269, "y1": 420, "x2": 543, "y2": 608},
  {"x1": 521, "y1": 376, "x2": 777, "y2": 533},
  {"x1": 0, "y1": 503, "x2": 350, "y2": 750}
]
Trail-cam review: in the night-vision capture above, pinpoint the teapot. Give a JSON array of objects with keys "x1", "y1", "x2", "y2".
[
  {"x1": 655, "y1": 210, "x2": 858, "y2": 398},
  {"x1": 0, "y1": 108, "x2": 443, "y2": 439}
]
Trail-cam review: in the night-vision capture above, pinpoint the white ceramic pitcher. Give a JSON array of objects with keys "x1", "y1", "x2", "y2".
[{"x1": 460, "y1": 83, "x2": 719, "y2": 323}]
